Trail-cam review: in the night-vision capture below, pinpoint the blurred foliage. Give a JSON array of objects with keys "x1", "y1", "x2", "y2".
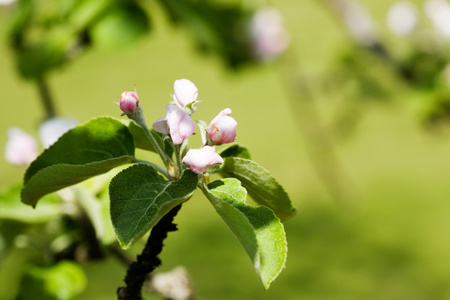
[
  {"x1": 157, "y1": 0, "x2": 254, "y2": 68},
  {"x1": 8, "y1": 0, "x2": 256, "y2": 80},
  {"x1": 17, "y1": 261, "x2": 87, "y2": 300},
  {"x1": 3, "y1": 0, "x2": 450, "y2": 299},
  {"x1": 9, "y1": 0, "x2": 152, "y2": 79}
]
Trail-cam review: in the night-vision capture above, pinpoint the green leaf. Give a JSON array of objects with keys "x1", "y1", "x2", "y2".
[
  {"x1": 109, "y1": 165, "x2": 198, "y2": 249},
  {"x1": 75, "y1": 185, "x2": 116, "y2": 245},
  {"x1": 123, "y1": 120, "x2": 175, "y2": 159},
  {"x1": 202, "y1": 178, "x2": 287, "y2": 289},
  {"x1": 126, "y1": 120, "x2": 162, "y2": 152},
  {"x1": 17, "y1": 261, "x2": 87, "y2": 300},
  {"x1": 90, "y1": 3, "x2": 151, "y2": 48},
  {"x1": 220, "y1": 144, "x2": 252, "y2": 160},
  {"x1": 16, "y1": 28, "x2": 77, "y2": 79},
  {"x1": 219, "y1": 157, "x2": 296, "y2": 221},
  {"x1": 0, "y1": 184, "x2": 63, "y2": 223},
  {"x1": 22, "y1": 117, "x2": 135, "y2": 207}
]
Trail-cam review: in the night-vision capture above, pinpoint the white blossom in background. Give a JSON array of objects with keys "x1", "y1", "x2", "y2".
[
  {"x1": 148, "y1": 267, "x2": 194, "y2": 300},
  {"x1": 250, "y1": 6, "x2": 290, "y2": 60},
  {"x1": 5, "y1": 127, "x2": 38, "y2": 166},
  {"x1": 341, "y1": 1, "x2": 378, "y2": 46},
  {"x1": 387, "y1": 1, "x2": 419, "y2": 36},
  {"x1": 39, "y1": 117, "x2": 77, "y2": 148},
  {"x1": 5, "y1": 117, "x2": 78, "y2": 166},
  {"x1": 425, "y1": 0, "x2": 450, "y2": 39},
  {"x1": 0, "y1": 0, "x2": 16, "y2": 6}
]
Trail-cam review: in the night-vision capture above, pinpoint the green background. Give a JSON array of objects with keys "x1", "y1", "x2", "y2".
[{"x1": 2, "y1": 0, "x2": 450, "y2": 299}]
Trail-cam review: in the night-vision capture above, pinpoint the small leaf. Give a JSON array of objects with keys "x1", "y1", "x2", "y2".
[
  {"x1": 220, "y1": 144, "x2": 252, "y2": 160},
  {"x1": 125, "y1": 120, "x2": 175, "y2": 158},
  {"x1": 202, "y1": 178, "x2": 287, "y2": 289},
  {"x1": 0, "y1": 184, "x2": 63, "y2": 223},
  {"x1": 126, "y1": 120, "x2": 163, "y2": 152},
  {"x1": 22, "y1": 117, "x2": 135, "y2": 207},
  {"x1": 219, "y1": 157, "x2": 296, "y2": 221},
  {"x1": 109, "y1": 165, "x2": 198, "y2": 249}
]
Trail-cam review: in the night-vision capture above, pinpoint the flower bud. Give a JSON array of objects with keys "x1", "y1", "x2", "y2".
[
  {"x1": 4, "y1": 127, "x2": 38, "y2": 166},
  {"x1": 207, "y1": 108, "x2": 237, "y2": 144},
  {"x1": 425, "y1": 0, "x2": 450, "y2": 39},
  {"x1": 153, "y1": 105, "x2": 196, "y2": 145},
  {"x1": 387, "y1": 1, "x2": 418, "y2": 37},
  {"x1": 173, "y1": 79, "x2": 198, "y2": 114},
  {"x1": 182, "y1": 146, "x2": 224, "y2": 174},
  {"x1": 250, "y1": 7, "x2": 290, "y2": 60},
  {"x1": 120, "y1": 91, "x2": 139, "y2": 115}
]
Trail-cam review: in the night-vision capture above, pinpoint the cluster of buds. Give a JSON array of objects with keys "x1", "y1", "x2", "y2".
[{"x1": 118, "y1": 79, "x2": 238, "y2": 175}]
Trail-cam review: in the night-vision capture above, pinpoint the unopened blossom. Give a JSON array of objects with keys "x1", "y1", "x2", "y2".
[
  {"x1": 173, "y1": 79, "x2": 198, "y2": 114},
  {"x1": 387, "y1": 1, "x2": 418, "y2": 37},
  {"x1": 425, "y1": 0, "x2": 450, "y2": 39},
  {"x1": 182, "y1": 146, "x2": 224, "y2": 174},
  {"x1": 250, "y1": 6, "x2": 290, "y2": 60},
  {"x1": 207, "y1": 108, "x2": 237, "y2": 144},
  {"x1": 340, "y1": 1, "x2": 378, "y2": 46},
  {"x1": 120, "y1": 91, "x2": 139, "y2": 115},
  {"x1": 0, "y1": 0, "x2": 15, "y2": 5},
  {"x1": 153, "y1": 105, "x2": 196, "y2": 145},
  {"x1": 39, "y1": 117, "x2": 77, "y2": 148},
  {"x1": 5, "y1": 127, "x2": 38, "y2": 166},
  {"x1": 149, "y1": 267, "x2": 194, "y2": 300}
]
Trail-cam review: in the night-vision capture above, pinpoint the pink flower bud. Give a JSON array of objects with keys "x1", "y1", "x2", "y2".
[
  {"x1": 173, "y1": 79, "x2": 198, "y2": 113},
  {"x1": 182, "y1": 146, "x2": 224, "y2": 174},
  {"x1": 153, "y1": 105, "x2": 196, "y2": 145},
  {"x1": 207, "y1": 108, "x2": 237, "y2": 144},
  {"x1": 4, "y1": 127, "x2": 38, "y2": 166},
  {"x1": 250, "y1": 7, "x2": 290, "y2": 60},
  {"x1": 120, "y1": 91, "x2": 139, "y2": 114}
]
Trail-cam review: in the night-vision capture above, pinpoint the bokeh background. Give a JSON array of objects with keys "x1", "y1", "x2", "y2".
[{"x1": 2, "y1": 0, "x2": 450, "y2": 299}]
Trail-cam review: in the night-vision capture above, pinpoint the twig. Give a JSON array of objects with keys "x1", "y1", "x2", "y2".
[
  {"x1": 36, "y1": 78, "x2": 57, "y2": 120},
  {"x1": 117, "y1": 205, "x2": 182, "y2": 300},
  {"x1": 279, "y1": 51, "x2": 356, "y2": 206}
]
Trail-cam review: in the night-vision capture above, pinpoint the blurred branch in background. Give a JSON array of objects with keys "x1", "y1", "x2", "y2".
[
  {"x1": 279, "y1": 53, "x2": 356, "y2": 206},
  {"x1": 320, "y1": 0, "x2": 450, "y2": 128},
  {"x1": 36, "y1": 78, "x2": 56, "y2": 120},
  {"x1": 321, "y1": 0, "x2": 393, "y2": 62}
]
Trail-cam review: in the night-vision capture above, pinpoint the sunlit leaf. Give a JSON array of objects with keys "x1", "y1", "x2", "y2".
[
  {"x1": 22, "y1": 117, "x2": 135, "y2": 207},
  {"x1": 218, "y1": 157, "x2": 296, "y2": 221},
  {"x1": 109, "y1": 165, "x2": 198, "y2": 249},
  {"x1": 0, "y1": 184, "x2": 63, "y2": 223},
  {"x1": 202, "y1": 178, "x2": 287, "y2": 289},
  {"x1": 220, "y1": 144, "x2": 252, "y2": 160}
]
